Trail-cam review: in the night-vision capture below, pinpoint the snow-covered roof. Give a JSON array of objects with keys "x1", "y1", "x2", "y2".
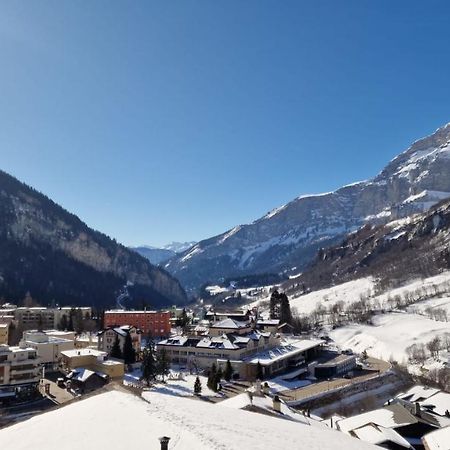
[
  {"x1": 67, "y1": 368, "x2": 105, "y2": 383},
  {"x1": 210, "y1": 318, "x2": 250, "y2": 329},
  {"x1": 0, "y1": 389, "x2": 379, "y2": 450},
  {"x1": 256, "y1": 319, "x2": 280, "y2": 326},
  {"x1": 61, "y1": 348, "x2": 107, "y2": 358},
  {"x1": 337, "y1": 404, "x2": 417, "y2": 434},
  {"x1": 160, "y1": 336, "x2": 190, "y2": 346},
  {"x1": 220, "y1": 392, "x2": 318, "y2": 426},
  {"x1": 197, "y1": 335, "x2": 238, "y2": 350},
  {"x1": 422, "y1": 425, "x2": 450, "y2": 450},
  {"x1": 420, "y1": 391, "x2": 450, "y2": 417},
  {"x1": 396, "y1": 385, "x2": 440, "y2": 403},
  {"x1": 351, "y1": 423, "x2": 411, "y2": 448},
  {"x1": 245, "y1": 339, "x2": 322, "y2": 366}
]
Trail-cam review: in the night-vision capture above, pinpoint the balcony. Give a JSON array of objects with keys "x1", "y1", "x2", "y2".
[
  {"x1": 9, "y1": 374, "x2": 40, "y2": 384},
  {"x1": 11, "y1": 357, "x2": 41, "y2": 366},
  {"x1": 11, "y1": 367, "x2": 39, "y2": 376}
]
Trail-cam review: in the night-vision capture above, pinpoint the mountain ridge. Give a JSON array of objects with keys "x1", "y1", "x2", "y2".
[
  {"x1": 166, "y1": 122, "x2": 450, "y2": 292},
  {"x1": 0, "y1": 169, "x2": 187, "y2": 308}
]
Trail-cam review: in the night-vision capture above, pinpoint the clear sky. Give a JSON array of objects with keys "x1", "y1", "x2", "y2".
[{"x1": 1, "y1": 1, "x2": 450, "y2": 247}]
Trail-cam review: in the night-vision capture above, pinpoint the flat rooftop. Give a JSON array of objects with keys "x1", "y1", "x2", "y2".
[
  {"x1": 315, "y1": 352, "x2": 356, "y2": 368},
  {"x1": 61, "y1": 348, "x2": 107, "y2": 358}
]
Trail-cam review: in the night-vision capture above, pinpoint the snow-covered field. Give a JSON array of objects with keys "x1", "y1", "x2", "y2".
[
  {"x1": 248, "y1": 271, "x2": 450, "y2": 368},
  {"x1": 288, "y1": 278, "x2": 375, "y2": 315},
  {"x1": 330, "y1": 312, "x2": 450, "y2": 364}
]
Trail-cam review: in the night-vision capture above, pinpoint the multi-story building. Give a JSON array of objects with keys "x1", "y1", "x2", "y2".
[
  {"x1": 22, "y1": 330, "x2": 75, "y2": 371},
  {"x1": 53, "y1": 307, "x2": 92, "y2": 329},
  {"x1": 14, "y1": 308, "x2": 55, "y2": 331},
  {"x1": 97, "y1": 325, "x2": 142, "y2": 355},
  {"x1": 0, "y1": 323, "x2": 9, "y2": 345},
  {"x1": 157, "y1": 323, "x2": 322, "y2": 380},
  {"x1": 104, "y1": 310, "x2": 170, "y2": 337},
  {"x1": 0, "y1": 343, "x2": 41, "y2": 402},
  {"x1": 7, "y1": 306, "x2": 92, "y2": 331},
  {"x1": 60, "y1": 348, "x2": 124, "y2": 379}
]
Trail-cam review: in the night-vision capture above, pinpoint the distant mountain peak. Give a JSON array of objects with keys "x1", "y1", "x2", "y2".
[{"x1": 165, "y1": 122, "x2": 450, "y2": 292}]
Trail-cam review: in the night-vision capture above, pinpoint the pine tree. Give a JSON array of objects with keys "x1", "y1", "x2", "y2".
[
  {"x1": 68, "y1": 310, "x2": 74, "y2": 332},
  {"x1": 224, "y1": 359, "x2": 233, "y2": 382},
  {"x1": 207, "y1": 363, "x2": 217, "y2": 391},
  {"x1": 256, "y1": 361, "x2": 264, "y2": 380},
  {"x1": 177, "y1": 308, "x2": 190, "y2": 331},
  {"x1": 279, "y1": 293, "x2": 292, "y2": 325},
  {"x1": 141, "y1": 338, "x2": 157, "y2": 386},
  {"x1": 110, "y1": 335, "x2": 123, "y2": 359},
  {"x1": 157, "y1": 348, "x2": 171, "y2": 382},
  {"x1": 270, "y1": 290, "x2": 281, "y2": 319},
  {"x1": 194, "y1": 376, "x2": 202, "y2": 395},
  {"x1": 58, "y1": 314, "x2": 68, "y2": 331},
  {"x1": 123, "y1": 332, "x2": 136, "y2": 365}
]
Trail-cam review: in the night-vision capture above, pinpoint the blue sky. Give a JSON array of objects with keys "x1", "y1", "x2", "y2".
[{"x1": 1, "y1": 1, "x2": 450, "y2": 247}]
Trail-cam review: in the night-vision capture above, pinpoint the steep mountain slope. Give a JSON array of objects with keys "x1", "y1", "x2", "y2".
[
  {"x1": 0, "y1": 170, "x2": 187, "y2": 308},
  {"x1": 132, "y1": 242, "x2": 196, "y2": 265},
  {"x1": 166, "y1": 123, "x2": 450, "y2": 292},
  {"x1": 286, "y1": 197, "x2": 450, "y2": 295}
]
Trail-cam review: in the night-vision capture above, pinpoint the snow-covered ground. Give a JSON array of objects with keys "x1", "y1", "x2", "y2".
[
  {"x1": 151, "y1": 373, "x2": 219, "y2": 398},
  {"x1": 0, "y1": 389, "x2": 379, "y2": 450},
  {"x1": 288, "y1": 278, "x2": 375, "y2": 315},
  {"x1": 247, "y1": 271, "x2": 450, "y2": 369},
  {"x1": 125, "y1": 369, "x2": 219, "y2": 398},
  {"x1": 330, "y1": 312, "x2": 450, "y2": 364}
]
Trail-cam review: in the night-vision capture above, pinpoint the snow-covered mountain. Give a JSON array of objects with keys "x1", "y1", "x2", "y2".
[
  {"x1": 166, "y1": 122, "x2": 450, "y2": 292},
  {"x1": 132, "y1": 242, "x2": 196, "y2": 265}
]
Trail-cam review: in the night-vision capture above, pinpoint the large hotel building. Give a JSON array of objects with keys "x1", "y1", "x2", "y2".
[{"x1": 104, "y1": 310, "x2": 171, "y2": 337}]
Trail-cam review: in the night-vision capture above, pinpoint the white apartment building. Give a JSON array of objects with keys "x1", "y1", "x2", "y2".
[
  {"x1": 0, "y1": 343, "x2": 41, "y2": 402},
  {"x1": 22, "y1": 330, "x2": 75, "y2": 371}
]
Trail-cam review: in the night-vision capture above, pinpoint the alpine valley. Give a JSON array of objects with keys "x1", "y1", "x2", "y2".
[{"x1": 166, "y1": 123, "x2": 450, "y2": 292}]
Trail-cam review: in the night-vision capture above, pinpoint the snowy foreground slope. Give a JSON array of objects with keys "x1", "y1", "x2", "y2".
[{"x1": 0, "y1": 389, "x2": 377, "y2": 450}]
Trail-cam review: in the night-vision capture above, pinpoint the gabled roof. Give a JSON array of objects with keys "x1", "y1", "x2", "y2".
[
  {"x1": 350, "y1": 423, "x2": 411, "y2": 448},
  {"x1": 337, "y1": 404, "x2": 417, "y2": 434},
  {"x1": 210, "y1": 318, "x2": 250, "y2": 329},
  {"x1": 197, "y1": 335, "x2": 238, "y2": 350},
  {"x1": 396, "y1": 385, "x2": 440, "y2": 403},
  {"x1": 67, "y1": 368, "x2": 107, "y2": 383}
]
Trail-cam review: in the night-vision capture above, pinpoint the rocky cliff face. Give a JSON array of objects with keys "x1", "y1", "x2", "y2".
[
  {"x1": 288, "y1": 197, "x2": 450, "y2": 294},
  {"x1": 166, "y1": 123, "x2": 450, "y2": 292},
  {"x1": 0, "y1": 170, "x2": 187, "y2": 308}
]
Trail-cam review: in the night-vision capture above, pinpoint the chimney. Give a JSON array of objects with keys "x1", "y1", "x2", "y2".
[
  {"x1": 414, "y1": 402, "x2": 421, "y2": 416},
  {"x1": 262, "y1": 382, "x2": 270, "y2": 396},
  {"x1": 273, "y1": 395, "x2": 281, "y2": 413},
  {"x1": 159, "y1": 436, "x2": 170, "y2": 450}
]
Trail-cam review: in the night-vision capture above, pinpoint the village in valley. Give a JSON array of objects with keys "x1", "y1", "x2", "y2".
[
  {"x1": 2, "y1": 278, "x2": 450, "y2": 450},
  {"x1": 4, "y1": 2, "x2": 450, "y2": 449}
]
